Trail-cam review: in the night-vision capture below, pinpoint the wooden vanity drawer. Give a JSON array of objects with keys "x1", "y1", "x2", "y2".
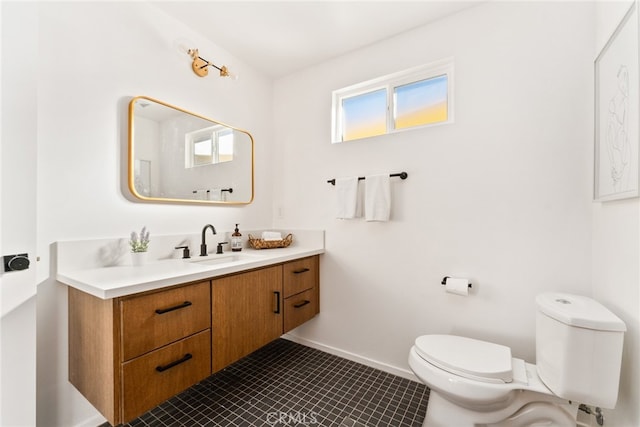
[
  {"x1": 283, "y1": 256, "x2": 318, "y2": 298},
  {"x1": 120, "y1": 281, "x2": 210, "y2": 361},
  {"x1": 284, "y1": 288, "x2": 318, "y2": 333},
  {"x1": 121, "y1": 329, "x2": 211, "y2": 422}
]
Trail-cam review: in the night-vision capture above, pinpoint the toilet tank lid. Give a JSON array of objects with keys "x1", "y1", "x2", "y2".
[
  {"x1": 536, "y1": 293, "x2": 626, "y2": 332},
  {"x1": 414, "y1": 335, "x2": 513, "y2": 383}
]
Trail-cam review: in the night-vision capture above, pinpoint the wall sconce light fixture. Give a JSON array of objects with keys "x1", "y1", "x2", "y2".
[{"x1": 187, "y1": 48, "x2": 237, "y2": 79}]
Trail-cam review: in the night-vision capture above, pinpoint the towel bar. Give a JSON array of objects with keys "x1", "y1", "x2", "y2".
[{"x1": 327, "y1": 172, "x2": 408, "y2": 185}]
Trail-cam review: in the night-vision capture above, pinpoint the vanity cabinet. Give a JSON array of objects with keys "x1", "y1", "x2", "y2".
[
  {"x1": 212, "y1": 256, "x2": 320, "y2": 372},
  {"x1": 68, "y1": 255, "x2": 320, "y2": 425},
  {"x1": 69, "y1": 280, "x2": 212, "y2": 426}
]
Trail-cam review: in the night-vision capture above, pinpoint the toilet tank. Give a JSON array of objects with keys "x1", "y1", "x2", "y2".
[{"x1": 535, "y1": 293, "x2": 626, "y2": 409}]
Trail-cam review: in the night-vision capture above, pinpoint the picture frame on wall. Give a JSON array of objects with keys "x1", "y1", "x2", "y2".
[{"x1": 594, "y1": 0, "x2": 640, "y2": 202}]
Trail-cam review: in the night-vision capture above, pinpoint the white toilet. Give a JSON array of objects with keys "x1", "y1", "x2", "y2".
[{"x1": 408, "y1": 292, "x2": 626, "y2": 427}]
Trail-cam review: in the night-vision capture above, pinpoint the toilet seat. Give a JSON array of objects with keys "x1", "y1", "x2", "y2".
[
  {"x1": 409, "y1": 346, "x2": 575, "y2": 426},
  {"x1": 414, "y1": 335, "x2": 513, "y2": 384}
]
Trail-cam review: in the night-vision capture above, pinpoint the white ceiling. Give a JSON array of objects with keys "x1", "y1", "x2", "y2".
[{"x1": 152, "y1": 1, "x2": 480, "y2": 78}]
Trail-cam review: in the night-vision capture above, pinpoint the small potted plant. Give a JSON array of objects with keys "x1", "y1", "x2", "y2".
[{"x1": 129, "y1": 226, "x2": 150, "y2": 266}]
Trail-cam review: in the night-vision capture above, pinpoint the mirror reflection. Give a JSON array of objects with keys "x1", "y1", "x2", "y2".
[{"x1": 128, "y1": 96, "x2": 254, "y2": 204}]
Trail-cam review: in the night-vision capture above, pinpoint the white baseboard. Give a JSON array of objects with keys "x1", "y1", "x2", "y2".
[
  {"x1": 73, "y1": 414, "x2": 106, "y2": 427},
  {"x1": 282, "y1": 333, "x2": 420, "y2": 383}
]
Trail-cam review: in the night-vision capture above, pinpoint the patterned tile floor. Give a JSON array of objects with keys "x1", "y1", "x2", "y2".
[{"x1": 102, "y1": 338, "x2": 429, "y2": 427}]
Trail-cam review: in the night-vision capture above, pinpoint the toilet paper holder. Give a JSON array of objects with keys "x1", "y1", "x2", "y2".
[{"x1": 441, "y1": 276, "x2": 472, "y2": 288}]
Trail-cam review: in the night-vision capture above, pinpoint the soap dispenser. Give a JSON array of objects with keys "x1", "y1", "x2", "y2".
[{"x1": 231, "y1": 224, "x2": 242, "y2": 252}]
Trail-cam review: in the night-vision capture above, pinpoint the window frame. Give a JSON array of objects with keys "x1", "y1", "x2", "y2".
[
  {"x1": 331, "y1": 57, "x2": 454, "y2": 143},
  {"x1": 185, "y1": 125, "x2": 234, "y2": 168}
]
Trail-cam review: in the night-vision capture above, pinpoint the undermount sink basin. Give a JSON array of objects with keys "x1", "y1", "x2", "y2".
[{"x1": 187, "y1": 253, "x2": 263, "y2": 267}]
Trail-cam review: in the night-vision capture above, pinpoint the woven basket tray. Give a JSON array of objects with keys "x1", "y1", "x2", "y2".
[{"x1": 248, "y1": 233, "x2": 293, "y2": 250}]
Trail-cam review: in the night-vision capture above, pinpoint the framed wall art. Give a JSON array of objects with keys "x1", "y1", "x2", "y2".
[{"x1": 594, "y1": 0, "x2": 640, "y2": 201}]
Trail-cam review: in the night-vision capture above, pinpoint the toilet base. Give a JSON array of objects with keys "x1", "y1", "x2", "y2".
[
  {"x1": 423, "y1": 392, "x2": 475, "y2": 427},
  {"x1": 423, "y1": 390, "x2": 578, "y2": 427}
]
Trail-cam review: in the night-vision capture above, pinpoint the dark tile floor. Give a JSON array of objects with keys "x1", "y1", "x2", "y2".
[{"x1": 103, "y1": 338, "x2": 429, "y2": 427}]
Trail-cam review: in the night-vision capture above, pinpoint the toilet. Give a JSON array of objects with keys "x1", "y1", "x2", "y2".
[{"x1": 408, "y1": 292, "x2": 626, "y2": 427}]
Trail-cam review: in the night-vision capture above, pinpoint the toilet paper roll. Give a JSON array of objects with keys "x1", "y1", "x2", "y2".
[{"x1": 445, "y1": 277, "x2": 470, "y2": 296}]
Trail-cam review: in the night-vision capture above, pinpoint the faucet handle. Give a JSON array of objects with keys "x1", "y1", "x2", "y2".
[
  {"x1": 216, "y1": 242, "x2": 229, "y2": 254},
  {"x1": 174, "y1": 245, "x2": 191, "y2": 259}
]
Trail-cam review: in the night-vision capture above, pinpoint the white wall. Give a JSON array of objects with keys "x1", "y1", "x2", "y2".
[
  {"x1": 592, "y1": 2, "x2": 640, "y2": 425},
  {"x1": 27, "y1": 2, "x2": 275, "y2": 426},
  {"x1": 274, "y1": 0, "x2": 596, "y2": 387},
  {"x1": 276, "y1": 2, "x2": 640, "y2": 424}
]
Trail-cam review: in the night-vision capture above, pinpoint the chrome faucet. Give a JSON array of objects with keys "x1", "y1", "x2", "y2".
[{"x1": 200, "y1": 224, "x2": 217, "y2": 256}]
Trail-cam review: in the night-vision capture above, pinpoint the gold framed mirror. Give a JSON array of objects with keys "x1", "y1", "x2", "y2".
[{"x1": 128, "y1": 96, "x2": 254, "y2": 205}]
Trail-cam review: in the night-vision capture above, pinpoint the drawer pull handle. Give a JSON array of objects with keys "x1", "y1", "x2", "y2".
[
  {"x1": 293, "y1": 300, "x2": 311, "y2": 308},
  {"x1": 155, "y1": 301, "x2": 192, "y2": 315},
  {"x1": 274, "y1": 291, "x2": 281, "y2": 314},
  {"x1": 155, "y1": 353, "x2": 193, "y2": 372},
  {"x1": 293, "y1": 268, "x2": 310, "y2": 274}
]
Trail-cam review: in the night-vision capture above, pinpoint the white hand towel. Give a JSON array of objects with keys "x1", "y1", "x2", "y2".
[
  {"x1": 364, "y1": 174, "x2": 391, "y2": 222},
  {"x1": 261, "y1": 231, "x2": 283, "y2": 241},
  {"x1": 335, "y1": 177, "x2": 360, "y2": 219},
  {"x1": 208, "y1": 188, "x2": 222, "y2": 201}
]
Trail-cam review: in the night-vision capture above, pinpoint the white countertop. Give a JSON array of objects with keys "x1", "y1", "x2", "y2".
[
  {"x1": 56, "y1": 229, "x2": 324, "y2": 300},
  {"x1": 58, "y1": 247, "x2": 324, "y2": 299}
]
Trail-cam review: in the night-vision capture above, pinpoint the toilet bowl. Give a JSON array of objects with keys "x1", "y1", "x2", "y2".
[
  {"x1": 409, "y1": 293, "x2": 626, "y2": 427},
  {"x1": 409, "y1": 336, "x2": 577, "y2": 427}
]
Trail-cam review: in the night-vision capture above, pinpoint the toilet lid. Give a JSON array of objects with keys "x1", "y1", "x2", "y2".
[{"x1": 414, "y1": 335, "x2": 513, "y2": 384}]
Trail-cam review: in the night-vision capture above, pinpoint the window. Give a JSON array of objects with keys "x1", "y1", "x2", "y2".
[
  {"x1": 342, "y1": 88, "x2": 387, "y2": 141},
  {"x1": 185, "y1": 126, "x2": 234, "y2": 168},
  {"x1": 332, "y1": 58, "x2": 454, "y2": 143},
  {"x1": 216, "y1": 130, "x2": 234, "y2": 163},
  {"x1": 193, "y1": 138, "x2": 214, "y2": 166}
]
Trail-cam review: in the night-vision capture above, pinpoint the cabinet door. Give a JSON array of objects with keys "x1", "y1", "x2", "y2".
[{"x1": 212, "y1": 265, "x2": 283, "y2": 372}]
